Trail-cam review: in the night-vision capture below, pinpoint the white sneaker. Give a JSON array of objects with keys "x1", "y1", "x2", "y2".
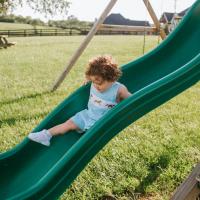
[{"x1": 28, "y1": 129, "x2": 51, "y2": 146}]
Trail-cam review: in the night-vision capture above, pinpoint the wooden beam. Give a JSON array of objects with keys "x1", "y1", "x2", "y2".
[
  {"x1": 99, "y1": 24, "x2": 157, "y2": 33},
  {"x1": 0, "y1": 35, "x2": 16, "y2": 48},
  {"x1": 51, "y1": 0, "x2": 118, "y2": 91},
  {"x1": 142, "y1": 0, "x2": 166, "y2": 39},
  {"x1": 170, "y1": 163, "x2": 200, "y2": 200}
]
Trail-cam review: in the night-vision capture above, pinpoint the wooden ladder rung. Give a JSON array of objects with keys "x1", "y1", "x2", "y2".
[{"x1": 171, "y1": 163, "x2": 200, "y2": 200}]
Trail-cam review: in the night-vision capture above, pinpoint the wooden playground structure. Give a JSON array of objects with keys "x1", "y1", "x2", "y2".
[
  {"x1": 171, "y1": 163, "x2": 200, "y2": 200},
  {"x1": 0, "y1": 35, "x2": 16, "y2": 49},
  {"x1": 51, "y1": 0, "x2": 166, "y2": 92},
  {"x1": 50, "y1": 0, "x2": 200, "y2": 199},
  {"x1": 1, "y1": 0, "x2": 196, "y2": 197}
]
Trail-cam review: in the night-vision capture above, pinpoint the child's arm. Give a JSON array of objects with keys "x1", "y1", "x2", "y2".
[{"x1": 117, "y1": 85, "x2": 132, "y2": 103}]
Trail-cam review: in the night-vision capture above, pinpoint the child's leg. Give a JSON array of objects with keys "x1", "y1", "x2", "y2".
[
  {"x1": 28, "y1": 119, "x2": 80, "y2": 146},
  {"x1": 48, "y1": 119, "x2": 79, "y2": 136}
]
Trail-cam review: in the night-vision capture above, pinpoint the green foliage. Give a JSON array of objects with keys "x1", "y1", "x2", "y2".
[
  {"x1": 0, "y1": 14, "x2": 15, "y2": 22},
  {"x1": 0, "y1": 0, "x2": 70, "y2": 17},
  {"x1": 0, "y1": 22, "x2": 51, "y2": 29},
  {"x1": 0, "y1": 14, "x2": 92, "y2": 30},
  {"x1": 0, "y1": 14, "x2": 46, "y2": 26},
  {"x1": 0, "y1": 36, "x2": 199, "y2": 200},
  {"x1": 48, "y1": 15, "x2": 93, "y2": 29},
  {"x1": 0, "y1": 0, "x2": 9, "y2": 14},
  {"x1": 25, "y1": 0, "x2": 70, "y2": 17}
]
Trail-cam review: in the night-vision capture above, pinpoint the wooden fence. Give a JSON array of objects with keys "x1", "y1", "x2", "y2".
[
  {"x1": 0, "y1": 27, "x2": 90, "y2": 37},
  {"x1": 0, "y1": 27, "x2": 157, "y2": 37}
]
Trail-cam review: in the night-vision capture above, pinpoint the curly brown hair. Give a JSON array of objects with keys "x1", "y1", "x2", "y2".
[{"x1": 85, "y1": 55, "x2": 122, "y2": 82}]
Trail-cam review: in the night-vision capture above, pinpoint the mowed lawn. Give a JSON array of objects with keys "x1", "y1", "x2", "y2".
[
  {"x1": 0, "y1": 36, "x2": 199, "y2": 200},
  {"x1": 0, "y1": 22, "x2": 53, "y2": 30}
]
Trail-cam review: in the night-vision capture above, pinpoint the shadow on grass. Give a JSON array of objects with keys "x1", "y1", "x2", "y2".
[
  {"x1": 0, "y1": 91, "x2": 52, "y2": 106},
  {"x1": 0, "y1": 111, "x2": 49, "y2": 128},
  {"x1": 98, "y1": 155, "x2": 171, "y2": 200},
  {"x1": 135, "y1": 153, "x2": 170, "y2": 194}
]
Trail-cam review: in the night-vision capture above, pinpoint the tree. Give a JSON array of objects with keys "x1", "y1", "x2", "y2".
[
  {"x1": 0, "y1": 0, "x2": 70, "y2": 17},
  {"x1": 0, "y1": 0, "x2": 11, "y2": 15}
]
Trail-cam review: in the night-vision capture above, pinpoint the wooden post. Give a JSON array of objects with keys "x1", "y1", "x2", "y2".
[
  {"x1": 171, "y1": 163, "x2": 200, "y2": 200},
  {"x1": 51, "y1": 0, "x2": 118, "y2": 92},
  {"x1": 142, "y1": 0, "x2": 166, "y2": 40},
  {"x1": 99, "y1": 24, "x2": 157, "y2": 33},
  {"x1": 0, "y1": 36, "x2": 6, "y2": 48}
]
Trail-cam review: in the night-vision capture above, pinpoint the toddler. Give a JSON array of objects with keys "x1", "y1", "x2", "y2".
[{"x1": 28, "y1": 55, "x2": 131, "y2": 146}]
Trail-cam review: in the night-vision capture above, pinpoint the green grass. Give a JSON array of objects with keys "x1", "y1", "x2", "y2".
[
  {"x1": 0, "y1": 36, "x2": 199, "y2": 200},
  {"x1": 0, "y1": 22, "x2": 53, "y2": 30}
]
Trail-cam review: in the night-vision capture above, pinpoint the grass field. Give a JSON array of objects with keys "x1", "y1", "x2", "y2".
[
  {"x1": 0, "y1": 22, "x2": 53, "y2": 30},
  {"x1": 0, "y1": 36, "x2": 199, "y2": 200}
]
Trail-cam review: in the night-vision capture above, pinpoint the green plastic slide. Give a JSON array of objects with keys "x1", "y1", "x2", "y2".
[{"x1": 1, "y1": 1, "x2": 200, "y2": 199}]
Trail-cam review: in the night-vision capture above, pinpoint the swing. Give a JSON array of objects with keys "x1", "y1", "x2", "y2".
[{"x1": 142, "y1": 0, "x2": 165, "y2": 54}]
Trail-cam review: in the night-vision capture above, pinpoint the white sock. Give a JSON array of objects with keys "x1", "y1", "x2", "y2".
[{"x1": 45, "y1": 130, "x2": 52, "y2": 139}]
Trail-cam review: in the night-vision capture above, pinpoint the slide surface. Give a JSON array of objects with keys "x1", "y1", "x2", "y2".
[{"x1": 1, "y1": 1, "x2": 200, "y2": 199}]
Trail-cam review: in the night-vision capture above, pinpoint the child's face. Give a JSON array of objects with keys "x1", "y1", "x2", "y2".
[{"x1": 89, "y1": 75, "x2": 114, "y2": 93}]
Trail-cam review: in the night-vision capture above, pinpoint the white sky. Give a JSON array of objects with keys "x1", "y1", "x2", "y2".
[{"x1": 13, "y1": 0, "x2": 196, "y2": 23}]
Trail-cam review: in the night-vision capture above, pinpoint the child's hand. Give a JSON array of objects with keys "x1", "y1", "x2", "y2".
[
  {"x1": 83, "y1": 79, "x2": 89, "y2": 85},
  {"x1": 83, "y1": 76, "x2": 90, "y2": 85},
  {"x1": 83, "y1": 78, "x2": 90, "y2": 85}
]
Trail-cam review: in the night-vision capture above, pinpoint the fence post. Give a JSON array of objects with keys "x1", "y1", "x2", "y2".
[{"x1": 69, "y1": 27, "x2": 72, "y2": 35}]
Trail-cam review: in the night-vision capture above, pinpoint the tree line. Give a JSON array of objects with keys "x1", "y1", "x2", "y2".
[
  {"x1": 0, "y1": 14, "x2": 93, "y2": 29},
  {"x1": 48, "y1": 15, "x2": 93, "y2": 29},
  {"x1": 0, "y1": 0, "x2": 70, "y2": 17},
  {"x1": 0, "y1": 1, "x2": 94, "y2": 29}
]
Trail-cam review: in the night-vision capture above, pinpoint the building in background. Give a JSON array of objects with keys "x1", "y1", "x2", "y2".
[
  {"x1": 102, "y1": 13, "x2": 151, "y2": 35},
  {"x1": 160, "y1": 7, "x2": 190, "y2": 34}
]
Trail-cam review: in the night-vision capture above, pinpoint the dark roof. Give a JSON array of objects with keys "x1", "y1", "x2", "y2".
[
  {"x1": 160, "y1": 12, "x2": 174, "y2": 23},
  {"x1": 179, "y1": 7, "x2": 190, "y2": 16},
  {"x1": 160, "y1": 7, "x2": 191, "y2": 23},
  {"x1": 103, "y1": 13, "x2": 150, "y2": 26}
]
